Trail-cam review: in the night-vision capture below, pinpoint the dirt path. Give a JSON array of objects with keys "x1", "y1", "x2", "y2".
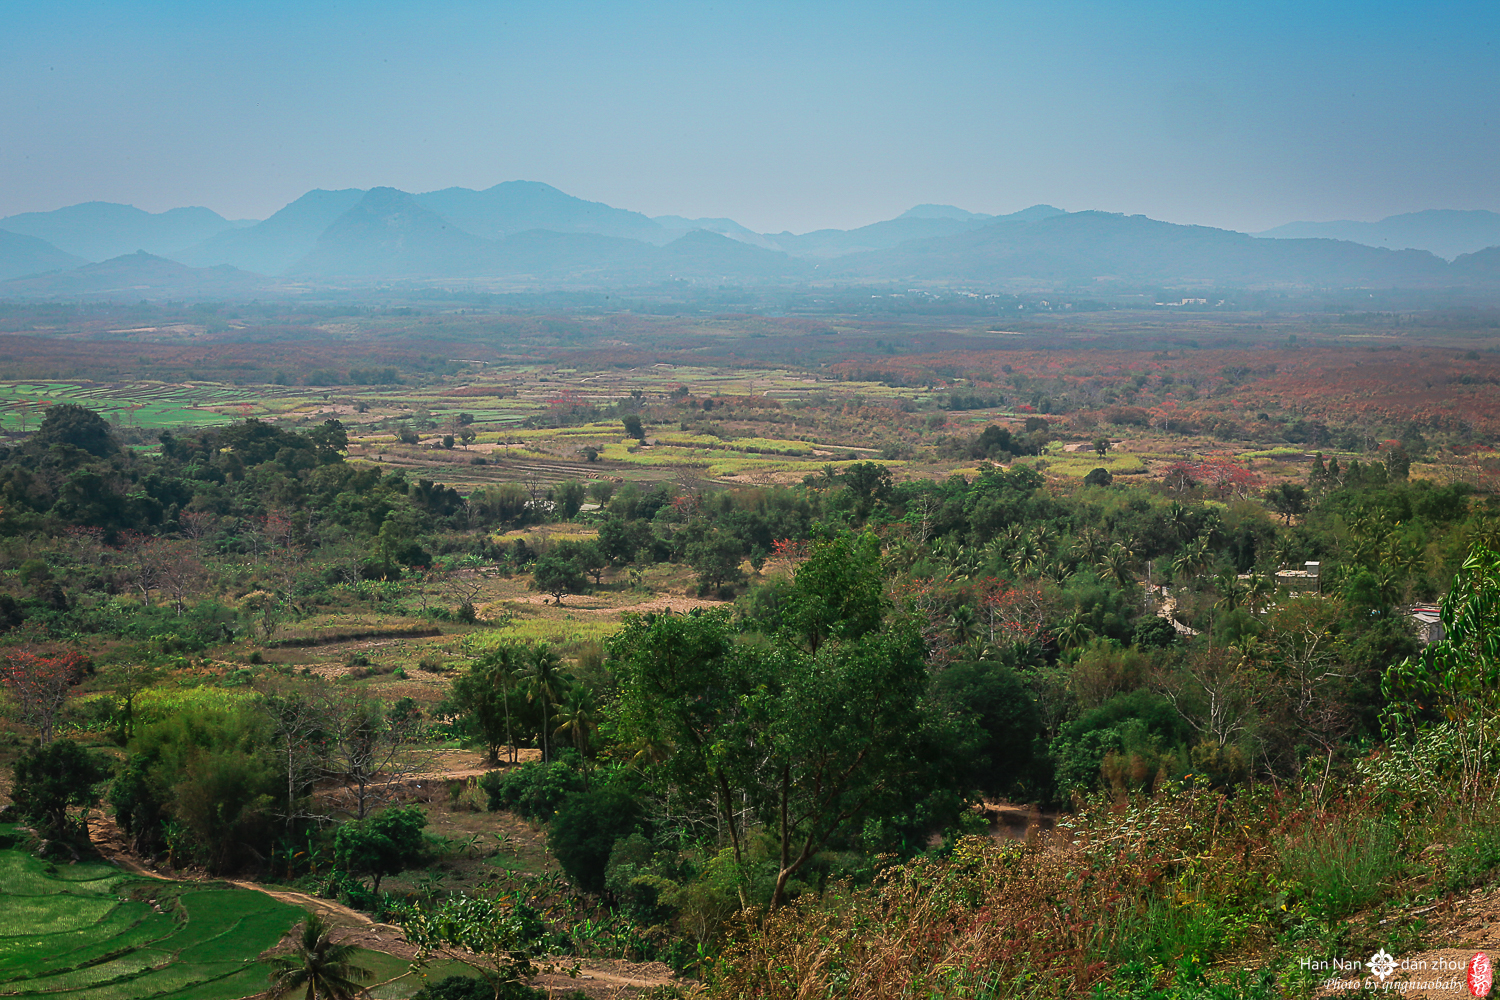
[
  {"x1": 533, "y1": 959, "x2": 685, "y2": 996},
  {"x1": 86, "y1": 778, "x2": 685, "y2": 997},
  {"x1": 1309, "y1": 889, "x2": 1500, "y2": 998}
]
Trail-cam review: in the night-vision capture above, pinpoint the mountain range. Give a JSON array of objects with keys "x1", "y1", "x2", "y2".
[
  {"x1": 2, "y1": 183, "x2": 1499, "y2": 298},
  {"x1": 1255, "y1": 209, "x2": 1500, "y2": 261}
]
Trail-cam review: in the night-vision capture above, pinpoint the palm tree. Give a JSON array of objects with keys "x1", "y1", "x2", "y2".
[
  {"x1": 1172, "y1": 535, "x2": 1213, "y2": 582},
  {"x1": 946, "y1": 603, "x2": 979, "y2": 645},
  {"x1": 1054, "y1": 615, "x2": 1094, "y2": 651},
  {"x1": 1213, "y1": 570, "x2": 1248, "y2": 612},
  {"x1": 1010, "y1": 538, "x2": 1042, "y2": 577},
  {"x1": 980, "y1": 538, "x2": 1009, "y2": 574},
  {"x1": 1166, "y1": 500, "x2": 1194, "y2": 542},
  {"x1": 481, "y1": 643, "x2": 525, "y2": 764},
  {"x1": 552, "y1": 684, "x2": 599, "y2": 759},
  {"x1": 1245, "y1": 573, "x2": 1275, "y2": 614},
  {"x1": 1072, "y1": 528, "x2": 1106, "y2": 565},
  {"x1": 520, "y1": 644, "x2": 570, "y2": 763},
  {"x1": 1098, "y1": 543, "x2": 1136, "y2": 587},
  {"x1": 1042, "y1": 560, "x2": 1074, "y2": 585},
  {"x1": 1271, "y1": 533, "x2": 1300, "y2": 570},
  {"x1": 949, "y1": 545, "x2": 983, "y2": 581},
  {"x1": 267, "y1": 913, "x2": 372, "y2": 1000},
  {"x1": 1381, "y1": 537, "x2": 1425, "y2": 582}
]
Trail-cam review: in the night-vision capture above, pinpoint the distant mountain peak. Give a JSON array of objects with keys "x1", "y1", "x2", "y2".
[
  {"x1": 897, "y1": 203, "x2": 1065, "y2": 223},
  {"x1": 0, "y1": 202, "x2": 241, "y2": 262},
  {"x1": 899, "y1": 204, "x2": 994, "y2": 221}
]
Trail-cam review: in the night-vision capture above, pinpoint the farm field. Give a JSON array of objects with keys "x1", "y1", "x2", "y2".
[
  {"x1": 6, "y1": 301, "x2": 1500, "y2": 999},
  {"x1": 0, "y1": 837, "x2": 303, "y2": 1000},
  {"x1": 5, "y1": 303, "x2": 1500, "y2": 495}
]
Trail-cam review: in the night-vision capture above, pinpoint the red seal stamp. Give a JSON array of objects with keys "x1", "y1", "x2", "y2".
[{"x1": 1469, "y1": 951, "x2": 1493, "y2": 997}]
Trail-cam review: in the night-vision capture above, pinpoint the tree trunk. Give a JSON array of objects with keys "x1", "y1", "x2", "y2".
[
  {"x1": 770, "y1": 766, "x2": 791, "y2": 908},
  {"x1": 714, "y1": 769, "x2": 749, "y2": 908}
]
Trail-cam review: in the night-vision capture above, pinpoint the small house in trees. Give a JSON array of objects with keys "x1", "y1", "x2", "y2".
[
  {"x1": 1405, "y1": 604, "x2": 1444, "y2": 645},
  {"x1": 1275, "y1": 561, "x2": 1321, "y2": 593}
]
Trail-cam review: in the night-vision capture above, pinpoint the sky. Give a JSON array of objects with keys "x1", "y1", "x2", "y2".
[{"x1": 2, "y1": 1, "x2": 1497, "y2": 234}]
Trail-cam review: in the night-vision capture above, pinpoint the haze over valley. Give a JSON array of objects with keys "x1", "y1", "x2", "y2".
[{"x1": 4, "y1": 182, "x2": 1500, "y2": 298}]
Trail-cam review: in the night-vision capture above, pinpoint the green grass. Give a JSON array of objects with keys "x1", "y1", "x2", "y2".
[
  {"x1": 365, "y1": 951, "x2": 484, "y2": 1000},
  {"x1": 1025, "y1": 452, "x2": 1150, "y2": 477},
  {"x1": 0, "y1": 894, "x2": 118, "y2": 935},
  {"x1": 1278, "y1": 816, "x2": 1405, "y2": 922}
]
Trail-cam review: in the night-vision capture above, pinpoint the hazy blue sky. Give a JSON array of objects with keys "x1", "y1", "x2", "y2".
[{"x1": 3, "y1": 1, "x2": 1496, "y2": 233}]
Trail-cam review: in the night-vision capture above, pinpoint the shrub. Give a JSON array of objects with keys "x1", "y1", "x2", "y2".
[
  {"x1": 479, "y1": 754, "x2": 586, "y2": 821},
  {"x1": 548, "y1": 787, "x2": 644, "y2": 894},
  {"x1": 1445, "y1": 818, "x2": 1500, "y2": 891},
  {"x1": 412, "y1": 975, "x2": 543, "y2": 1000}
]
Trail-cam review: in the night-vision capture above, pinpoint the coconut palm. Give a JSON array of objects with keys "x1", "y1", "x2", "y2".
[
  {"x1": 552, "y1": 684, "x2": 599, "y2": 759},
  {"x1": 1097, "y1": 543, "x2": 1137, "y2": 587},
  {"x1": 1166, "y1": 500, "x2": 1194, "y2": 542},
  {"x1": 1042, "y1": 560, "x2": 1074, "y2": 585},
  {"x1": 949, "y1": 545, "x2": 983, "y2": 581},
  {"x1": 1245, "y1": 573, "x2": 1276, "y2": 613},
  {"x1": 980, "y1": 538, "x2": 1009, "y2": 573},
  {"x1": 519, "y1": 644, "x2": 570, "y2": 763},
  {"x1": 1173, "y1": 535, "x2": 1213, "y2": 582},
  {"x1": 267, "y1": 913, "x2": 372, "y2": 1000},
  {"x1": 1072, "y1": 528, "x2": 1107, "y2": 565},
  {"x1": 1381, "y1": 537, "x2": 1425, "y2": 582},
  {"x1": 1010, "y1": 538, "x2": 1043, "y2": 577},
  {"x1": 946, "y1": 603, "x2": 979, "y2": 645},
  {"x1": 1213, "y1": 570, "x2": 1248, "y2": 612},
  {"x1": 1054, "y1": 615, "x2": 1094, "y2": 651},
  {"x1": 1271, "y1": 533, "x2": 1300, "y2": 570}
]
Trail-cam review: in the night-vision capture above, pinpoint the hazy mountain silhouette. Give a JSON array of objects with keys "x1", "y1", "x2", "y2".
[
  {"x1": 0, "y1": 251, "x2": 269, "y2": 299},
  {"x1": 482, "y1": 229, "x2": 660, "y2": 280},
  {"x1": 768, "y1": 205, "x2": 1065, "y2": 258},
  {"x1": 8, "y1": 185, "x2": 1500, "y2": 293},
  {"x1": 896, "y1": 204, "x2": 1064, "y2": 223},
  {"x1": 175, "y1": 189, "x2": 366, "y2": 273},
  {"x1": 1256, "y1": 209, "x2": 1500, "y2": 261},
  {"x1": 654, "y1": 215, "x2": 783, "y2": 250},
  {"x1": 0, "y1": 230, "x2": 86, "y2": 281},
  {"x1": 415, "y1": 181, "x2": 669, "y2": 244},
  {"x1": 1451, "y1": 246, "x2": 1500, "y2": 283},
  {"x1": 659, "y1": 229, "x2": 807, "y2": 279},
  {"x1": 0, "y1": 202, "x2": 245, "y2": 261},
  {"x1": 833, "y1": 211, "x2": 1456, "y2": 287},
  {"x1": 288, "y1": 187, "x2": 491, "y2": 278}
]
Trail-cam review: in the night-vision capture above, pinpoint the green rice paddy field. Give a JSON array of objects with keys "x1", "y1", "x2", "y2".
[{"x1": 0, "y1": 836, "x2": 301, "y2": 1000}]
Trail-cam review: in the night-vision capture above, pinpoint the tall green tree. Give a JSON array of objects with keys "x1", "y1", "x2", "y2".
[
  {"x1": 784, "y1": 531, "x2": 887, "y2": 653},
  {"x1": 11, "y1": 740, "x2": 109, "y2": 843},
  {"x1": 333, "y1": 804, "x2": 427, "y2": 896},
  {"x1": 611, "y1": 608, "x2": 758, "y2": 889},
  {"x1": 520, "y1": 644, "x2": 570, "y2": 763},
  {"x1": 530, "y1": 553, "x2": 586, "y2": 604},
  {"x1": 756, "y1": 618, "x2": 934, "y2": 907},
  {"x1": 1383, "y1": 544, "x2": 1500, "y2": 811},
  {"x1": 445, "y1": 644, "x2": 528, "y2": 764}
]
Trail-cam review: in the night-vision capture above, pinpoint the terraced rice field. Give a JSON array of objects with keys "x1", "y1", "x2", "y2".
[
  {"x1": 0, "y1": 381, "x2": 265, "y2": 431},
  {"x1": 0, "y1": 839, "x2": 301, "y2": 1000}
]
